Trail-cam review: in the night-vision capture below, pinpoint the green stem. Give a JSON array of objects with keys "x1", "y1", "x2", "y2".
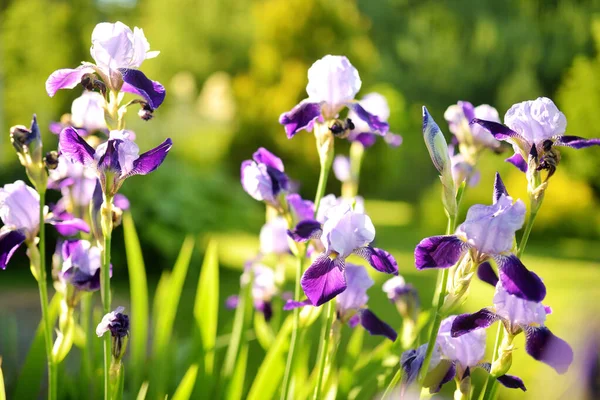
[
  {"x1": 479, "y1": 323, "x2": 503, "y2": 400},
  {"x1": 36, "y1": 190, "x2": 57, "y2": 400},
  {"x1": 101, "y1": 199, "x2": 113, "y2": 400},
  {"x1": 81, "y1": 293, "x2": 94, "y2": 396},
  {"x1": 382, "y1": 368, "x2": 402, "y2": 399},
  {"x1": 313, "y1": 301, "x2": 334, "y2": 400}
]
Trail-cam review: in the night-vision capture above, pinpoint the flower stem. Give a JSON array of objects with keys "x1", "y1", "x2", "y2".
[
  {"x1": 382, "y1": 368, "x2": 403, "y2": 399},
  {"x1": 100, "y1": 198, "x2": 113, "y2": 400},
  {"x1": 313, "y1": 300, "x2": 335, "y2": 400},
  {"x1": 36, "y1": 189, "x2": 57, "y2": 400}
]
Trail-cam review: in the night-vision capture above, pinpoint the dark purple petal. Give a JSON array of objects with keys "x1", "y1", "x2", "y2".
[
  {"x1": 47, "y1": 212, "x2": 91, "y2": 236},
  {"x1": 347, "y1": 103, "x2": 389, "y2": 134},
  {"x1": 0, "y1": 230, "x2": 26, "y2": 270},
  {"x1": 430, "y1": 362, "x2": 456, "y2": 393},
  {"x1": 477, "y1": 261, "x2": 499, "y2": 287},
  {"x1": 62, "y1": 265, "x2": 103, "y2": 291},
  {"x1": 300, "y1": 255, "x2": 346, "y2": 306},
  {"x1": 97, "y1": 140, "x2": 122, "y2": 175},
  {"x1": 352, "y1": 133, "x2": 377, "y2": 147},
  {"x1": 493, "y1": 172, "x2": 508, "y2": 204},
  {"x1": 255, "y1": 300, "x2": 273, "y2": 321},
  {"x1": 471, "y1": 119, "x2": 524, "y2": 141},
  {"x1": 384, "y1": 133, "x2": 403, "y2": 147},
  {"x1": 460, "y1": 101, "x2": 475, "y2": 123},
  {"x1": 113, "y1": 194, "x2": 130, "y2": 211},
  {"x1": 414, "y1": 235, "x2": 466, "y2": 270},
  {"x1": 226, "y1": 295, "x2": 239, "y2": 309},
  {"x1": 287, "y1": 219, "x2": 322, "y2": 242},
  {"x1": 553, "y1": 135, "x2": 600, "y2": 149},
  {"x1": 359, "y1": 309, "x2": 397, "y2": 341},
  {"x1": 59, "y1": 127, "x2": 96, "y2": 166},
  {"x1": 127, "y1": 138, "x2": 173, "y2": 177},
  {"x1": 265, "y1": 166, "x2": 289, "y2": 196},
  {"x1": 401, "y1": 344, "x2": 428, "y2": 385},
  {"x1": 354, "y1": 246, "x2": 398, "y2": 275},
  {"x1": 283, "y1": 299, "x2": 312, "y2": 310},
  {"x1": 119, "y1": 68, "x2": 166, "y2": 109},
  {"x1": 495, "y1": 254, "x2": 546, "y2": 302},
  {"x1": 279, "y1": 101, "x2": 322, "y2": 138},
  {"x1": 451, "y1": 309, "x2": 499, "y2": 337},
  {"x1": 505, "y1": 153, "x2": 528, "y2": 173},
  {"x1": 497, "y1": 374, "x2": 527, "y2": 391},
  {"x1": 45, "y1": 66, "x2": 95, "y2": 97},
  {"x1": 252, "y1": 148, "x2": 284, "y2": 171},
  {"x1": 524, "y1": 326, "x2": 574, "y2": 374}
]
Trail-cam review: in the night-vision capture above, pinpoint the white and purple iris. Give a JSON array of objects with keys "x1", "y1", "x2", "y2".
[
  {"x1": 0, "y1": 181, "x2": 89, "y2": 269},
  {"x1": 285, "y1": 264, "x2": 397, "y2": 341},
  {"x1": 259, "y1": 217, "x2": 290, "y2": 255},
  {"x1": 46, "y1": 21, "x2": 165, "y2": 111},
  {"x1": 445, "y1": 101, "x2": 501, "y2": 151},
  {"x1": 278, "y1": 55, "x2": 389, "y2": 139},
  {"x1": 227, "y1": 263, "x2": 278, "y2": 321},
  {"x1": 414, "y1": 172, "x2": 546, "y2": 303},
  {"x1": 347, "y1": 93, "x2": 402, "y2": 147},
  {"x1": 473, "y1": 97, "x2": 600, "y2": 174},
  {"x1": 241, "y1": 148, "x2": 289, "y2": 206},
  {"x1": 59, "y1": 239, "x2": 104, "y2": 292},
  {"x1": 49, "y1": 154, "x2": 98, "y2": 209},
  {"x1": 50, "y1": 91, "x2": 108, "y2": 135},
  {"x1": 287, "y1": 202, "x2": 397, "y2": 306},
  {"x1": 451, "y1": 271, "x2": 574, "y2": 375},
  {"x1": 58, "y1": 127, "x2": 172, "y2": 197}
]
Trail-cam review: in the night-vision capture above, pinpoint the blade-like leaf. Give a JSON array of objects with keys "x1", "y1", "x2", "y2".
[
  {"x1": 194, "y1": 240, "x2": 219, "y2": 375},
  {"x1": 253, "y1": 313, "x2": 275, "y2": 351},
  {"x1": 0, "y1": 357, "x2": 6, "y2": 400},
  {"x1": 123, "y1": 213, "x2": 149, "y2": 390},
  {"x1": 172, "y1": 364, "x2": 199, "y2": 400},
  {"x1": 136, "y1": 382, "x2": 149, "y2": 400},
  {"x1": 225, "y1": 345, "x2": 249, "y2": 400}
]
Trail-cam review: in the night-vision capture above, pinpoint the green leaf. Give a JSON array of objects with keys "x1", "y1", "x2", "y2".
[
  {"x1": 123, "y1": 213, "x2": 149, "y2": 390},
  {"x1": 151, "y1": 236, "x2": 195, "y2": 399},
  {"x1": 13, "y1": 294, "x2": 60, "y2": 400},
  {"x1": 135, "y1": 382, "x2": 149, "y2": 400},
  {"x1": 225, "y1": 344, "x2": 249, "y2": 400},
  {"x1": 0, "y1": 357, "x2": 6, "y2": 400},
  {"x1": 253, "y1": 313, "x2": 275, "y2": 350},
  {"x1": 172, "y1": 364, "x2": 199, "y2": 400},
  {"x1": 194, "y1": 240, "x2": 219, "y2": 375}
]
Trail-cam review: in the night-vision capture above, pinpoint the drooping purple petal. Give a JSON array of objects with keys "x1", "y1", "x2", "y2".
[
  {"x1": 460, "y1": 101, "x2": 476, "y2": 124},
  {"x1": 253, "y1": 148, "x2": 284, "y2": 171},
  {"x1": 477, "y1": 261, "x2": 499, "y2": 287},
  {"x1": 45, "y1": 66, "x2": 95, "y2": 97},
  {"x1": 119, "y1": 68, "x2": 166, "y2": 109},
  {"x1": 300, "y1": 255, "x2": 346, "y2": 306},
  {"x1": 347, "y1": 103, "x2": 389, "y2": 134},
  {"x1": 47, "y1": 212, "x2": 91, "y2": 236},
  {"x1": 384, "y1": 132, "x2": 403, "y2": 147},
  {"x1": 265, "y1": 166, "x2": 289, "y2": 196},
  {"x1": 283, "y1": 299, "x2": 312, "y2": 310},
  {"x1": 401, "y1": 344, "x2": 428, "y2": 385},
  {"x1": 287, "y1": 219, "x2": 322, "y2": 242},
  {"x1": 497, "y1": 374, "x2": 527, "y2": 391},
  {"x1": 451, "y1": 309, "x2": 499, "y2": 337},
  {"x1": 352, "y1": 133, "x2": 377, "y2": 148},
  {"x1": 471, "y1": 119, "x2": 525, "y2": 141},
  {"x1": 348, "y1": 314, "x2": 360, "y2": 328},
  {"x1": 430, "y1": 362, "x2": 456, "y2": 394},
  {"x1": 0, "y1": 229, "x2": 26, "y2": 269},
  {"x1": 493, "y1": 172, "x2": 508, "y2": 204},
  {"x1": 278, "y1": 101, "x2": 322, "y2": 138},
  {"x1": 359, "y1": 309, "x2": 397, "y2": 341},
  {"x1": 505, "y1": 153, "x2": 528, "y2": 173},
  {"x1": 126, "y1": 138, "x2": 173, "y2": 177},
  {"x1": 553, "y1": 135, "x2": 600, "y2": 149},
  {"x1": 286, "y1": 194, "x2": 315, "y2": 222},
  {"x1": 354, "y1": 246, "x2": 398, "y2": 275},
  {"x1": 59, "y1": 127, "x2": 96, "y2": 166},
  {"x1": 495, "y1": 254, "x2": 546, "y2": 302},
  {"x1": 414, "y1": 235, "x2": 466, "y2": 270},
  {"x1": 524, "y1": 326, "x2": 574, "y2": 374}
]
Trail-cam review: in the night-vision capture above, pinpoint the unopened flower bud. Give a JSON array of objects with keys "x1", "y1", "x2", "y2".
[
  {"x1": 44, "y1": 151, "x2": 59, "y2": 170},
  {"x1": 96, "y1": 306, "x2": 130, "y2": 361},
  {"x1": 491, "y1": 331, "x2": 515, "y2": 377},
  {"x1": 10, "y1": 115, "x2": 47, "y2": 190}
]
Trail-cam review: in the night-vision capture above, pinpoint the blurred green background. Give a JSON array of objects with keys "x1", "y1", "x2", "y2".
[{"x1": 1, "y1": 0, "x2": 600, "y2": 398}]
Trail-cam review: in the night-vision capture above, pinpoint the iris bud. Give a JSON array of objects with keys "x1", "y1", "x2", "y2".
[{"x1": 10, "y1": 116, "x2": 47, "y2": 190}]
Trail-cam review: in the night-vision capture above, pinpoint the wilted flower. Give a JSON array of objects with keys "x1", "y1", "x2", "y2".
[
  {"x1": 50, "y1": 91, "x2": 108, "y2": 135},
  {"x1": 259, "y1": 217, "x2": 290, "y2": 255},
  {"x1": 46, "y1": 21, "x2": 165, "y2": 111},
  {"x1": 279, "y1": 55, "x2": 389, "y2": 139},
  {"x1": 58, "y1": 127, "x2": 172, "y2": 197},
  {"x1": 97, "y1": 306, "x2": 129, "y2": 360},
  {"x1": 285, "y1": 264, "x2": 397, "y2": 341},
  {"x1": 415, "y1": 173, "x2": 546, "y2": 303},
  {"x1": 347, "y1": 93, "x2": 402, "y2": 147},
  {"x1": 241, "y1": 148, "x2": 289, "y2": 206},
  {"x1": 287, "y1": 202, "x2": 397, "y2": 305},
  {"x1": 473, "y1": 97, "x2": 600, "y2": 178}
]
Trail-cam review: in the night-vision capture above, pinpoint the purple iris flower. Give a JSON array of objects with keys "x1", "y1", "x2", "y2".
[
  {"x1": 347, "y1": 93, "x2": 402, "y2": 148},
  {"x1": 58, "y1": 127, "x2": 172, "y2": 197},
  {"x1": 0, "y1": 181, "x2": 89, "y2": 269},
  {"x1": 287, "y1": 202, "x2": 398, "y2": 306},
  {"x1": 46, "y1": 22, "x2": 165, "y2": 111},
  {"x1": 50, "y1": 91, "x2": 108, "y2": 135},
  {"x1": 285, "y1": 264, "x2": 397, "y2": 341},
  {"x1": 259, "y1": 217, "x2": 290, "y2": 255},
  {"x1": 414, "y1": 172, "x2": 546, "y2": 302},
  {"x1": 449, "y1": 152, "x2": 480, "y2": 187},
  {"x1": 227, "y1": 263, "x2": 278, "y2": 321},
  {"x1": 59, "y1": 239, "x2": 104, "y2": 292},
  {"x1": 472, "y1": 97, "x2": 600, "y2": 174},
  {"x1": 445, "y1": 101, "x2": 501, "y2": 151},
  {"x1": 279, "y1": 55, "x2": 389, "y2": 138},
  {"x1": 286, "y1": 193, "x2": 315, "y2": 223},
  {"x1": 241, "y1": 148, "x2": 289, "y2": 205},
  {"x1": 315, "y1": 194, "x2": 364, "y2": 223},
  {"x1": 451, "y1": 278, "x2": 574, "y2": 375},
  {"x1": 49, "y1": 154, "x2": 98, "y2": 209}
]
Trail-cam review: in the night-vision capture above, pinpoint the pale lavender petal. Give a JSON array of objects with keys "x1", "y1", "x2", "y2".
[
  {"x1": 477, "y1": 261, "x2": 499, "y2": 287},
  {"x1": 354, "y1": 246, "x2": 398, "y2": 274},
  {"x1": 278, "y1": 101, "x2": 322, "y2": 138},
  {"x1": 347, "y1": 103, "x2": 389, "y2": 134},
  {"x1": 59, "y1": 127, "x2": 96, "y2": 166},
  {"x1": 524, "y1": 326, "x2": 573, "y2": 374},
  {"x1": 0, "y1": 229, "x2": 26, "y2": 269},
  {"x1": 460, "y1": 101, "x2": 475, "y2": 123},
  {"x1": 283, "y1": 299, "x2": 312, "y2": 311},
  {"x1": 414, "y1": 235, "x2": 466, "y2": 270},
  {"x1": 126, "y1": 138, "x2": 172, "y2": 177},
  {"x1": 114, "y1": 194, "x2": 130, "y2": 210},
  {"x1": 471, "y1": 119, "x2": 525, "y2": 141},
  {"x1": 493, "y1": 172, "x2": 508, "y2": 204},
  {"x1": 506, "y1": 153, "x2": 528, "y2": 173},
  {"x1": 494, "y1": 254, "x2": 546, "y2": 302},
  {"x1": 120, "y1": 68, "x2": 166, "y2": 109},
  {"x1": 384, "y1": 132, "x2": 403, "y2": 147},
  {"x1": 47, "y1": 212, "x2": 91, "y2": 236},
  {"x1": 451, "y1": 309, "x2": 499, "y2": 337},
  {"x1": 286, "y1": 194, "x2": 314, "y2": 222},
  {"x1": 300, "y1": 255, "x2": 346, "y2": 306},
  {"x1": 336, "y1": 264, "x2": 372, "y2": 312},
  {"x1": 253, "y1": 148, "x2": 284, "y2": 171},
  {"x1": 45, "y1": 66, "x2": 95, "y2": 97},
  {"x1": 287, "y1": 219, "x2": 322, "y2": 242},
  {"x1": 553, "y1": 135, "x2": 600, "y2": 149},
  {"x1": 359, "y1": 309, "x2": 397, "y2": 341},
  {"x1": 497, "y1": 374, "x2": 527, "y2": 391}
]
